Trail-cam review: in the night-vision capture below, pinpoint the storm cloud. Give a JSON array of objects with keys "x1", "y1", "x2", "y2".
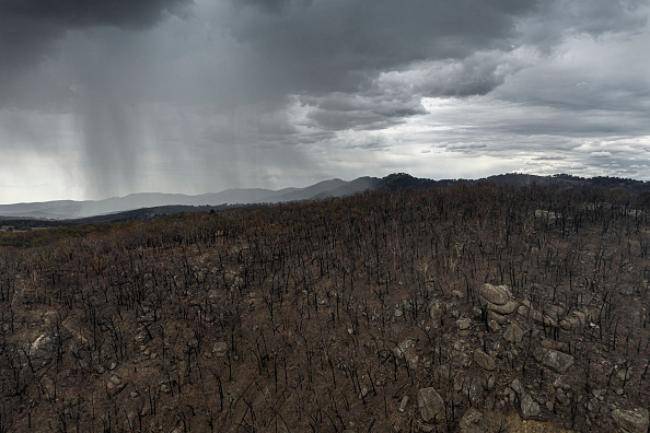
[
  {"x1": 0, "y1": 0, "x2": 648, "y2": 202},
  {"x1": 0, "y1": 0, "x2": 188, "y2": 72}
]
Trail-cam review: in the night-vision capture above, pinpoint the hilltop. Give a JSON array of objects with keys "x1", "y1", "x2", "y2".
[
  {"x1": 0, "y1": 173, "x2": 647, "y2": 221},
  {"x1": 0, "y1": 181, "x2": 648, "y2": 433}
]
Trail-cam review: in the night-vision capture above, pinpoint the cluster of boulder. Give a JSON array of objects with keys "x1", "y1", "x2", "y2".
[
  {"x1": 394, "y1": 282, "x2": 649, "y2": 433},
  {"x1": 478, "y1": 283, "x2": 519, "y2": 332}
]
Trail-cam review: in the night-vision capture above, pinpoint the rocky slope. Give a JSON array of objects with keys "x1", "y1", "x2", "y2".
[{"x1": 0, "y1": 182, "x2": 648, "y2": 433}]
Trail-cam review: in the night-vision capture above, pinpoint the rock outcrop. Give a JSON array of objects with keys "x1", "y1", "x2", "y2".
[
  {"x1": 535, "y1": 348, "x2": 575, "y2": 374},
  {"x1": 479, "y1": 284, "x2": 513, "y2": 306},
  {"x1": 473, "y1": 349, "x2": 496, "y2": 371},
  {"x1": 417, "y1": 387, "x2": 445, "y2": 423},
  {"x1": 459, "y1": 408, "x2": 484, "y2": 433},
  {"x1": 612, "y1": 408, "x2": 649, "y2": 433},
  {"x1": 394, "y1": 339, "x2": 419, "y2": 369}
]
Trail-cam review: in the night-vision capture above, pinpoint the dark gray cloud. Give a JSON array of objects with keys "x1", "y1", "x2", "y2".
[
  {"x1": 521, "y1": 0, "x2": 647, "y2": 46},
  {"x1": 0, "y1": 0, "x2": 189, "y2": 90},
  {"x1": 1, "y1": 0, "x2": 188, "y2": 27},
  {"x1": 0, "y1": 0, "x2": 649, "y2": 202},
  {"x1": 0, "y1": 0, "x2": 190, "y2": 197},
  {"x1": 240, "y1": 0, "x2": 297, "y2": 13},
  {"x1": 225, "y1": 0, "x2": 541, "y2": 96}
]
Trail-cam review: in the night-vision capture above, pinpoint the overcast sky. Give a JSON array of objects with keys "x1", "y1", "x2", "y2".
[{"x1": 0, "y1": 0, "x2": 649, "y2": 203}]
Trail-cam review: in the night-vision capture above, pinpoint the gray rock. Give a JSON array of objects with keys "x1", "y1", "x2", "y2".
[
  {"x1": 417, "y1": 387, "x2": 445, "y2": 423},
  {"x1": 359, "y1": 386, "x2": 369, "y2": 398},
  {"x1": 560, "y1": 310, "x2": 587, "y2": 330},
  {"x1": 462, "y1": 377, "x2": 485, "y2": 405},
  {"x1": 479, "y1": 284, "x2": 512, "y2": 306},
  {"x1": 457, "y1": 318, "x2": 472, "y2": 330},
  {"x1": 108, "y1": 374, "x2": 121, "y2": 385},
  {"x1": 541, "y1": 339, "x2": 570, "y2": 354},
  {"x1": 555, "y1": 389, "x2": 569, "y2": 406},
  {"x1": 486, "y1": 375, "x2": 496, "y2": 390},
  {"x1": 504, "y1": 322, "x2": 525, "y2": 344},
  {"x1": 537, "y1": 348, "x2": 574, "y2": 374},
  {"x1": 487, "y1": 310, "x2": 509, "y2": 324},
  {"x1": 545, "y1": 304, "x2": 567, "y2": 318},
  {"x1": 510, "y1": 378, "x2": 524, "y2": 396},
  {"x1": 134, "y1": 330, "x2": 150, "y2": 344},
  {"x1": 487, "y1": 300, "x2": 519, "y2": 315},
  {"x1": 394, "y1": 339, "x2": 419, "y2": 369},
  {"x1": 520, "y1": 392, "x2": 541, "y2": 420},
  {"x1": 553, "y1": 376, "x2": 572, "y2": 390},
  {"x1": 212, "y1": 341, "x2": 228, "y2": 357},
  {"x1": 616, "y1": 366, "x2": 633, "y2": 383},
  {"x1": 106, "y1": 374, "x2": 126, "y2": 395},
  {"x1": 29, "y1": 333, "x2": 58, "y2": 365},
  {"x1": 459, "y1": 408, "x2": 483, "y2": 433},
  {"x1": 612, "y1": 407, "x2": 649, "y2": 433},
  {"x1": 488, "y1": 319, "x2": 501, "y2": 332},
  {"x1": 592, "y1": 389, "x2": 606, "y2": 400},
  {"x1": 620, "y1": 286, "x2": 637, "y2": 296},
  {"x1": 398, "y1": 395, "x2": 409, "y2": 413},
  {"x1": 525, "y1": 308, "x2": 559, "y2": 327},
  {"x1": 429, "y1": 303, "x2": 443, "y2": 328},
  {"x1": 40, "y1": 375, "x2": 56, "y2": 400},
  {"x1": 535, "y1": 209, "x2": 562, "y2": 222},
  {"x1": 473, "y1": 350, "x2": 496, "y2": 371}
]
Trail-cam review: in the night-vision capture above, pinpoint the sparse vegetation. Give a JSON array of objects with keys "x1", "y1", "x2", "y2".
[{"x1": 0, "y1": 182, "x2": 648, "y2": 433}]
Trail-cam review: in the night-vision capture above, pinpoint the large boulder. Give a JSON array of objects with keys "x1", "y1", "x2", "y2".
[
  {"x1": 473, "y1": 350, "x2": 496, "y2": 371},
  {"x1": 504, "y1": 322, "x2": 525, "y2": 344},
  {"x1": 459, "y1": 408, "x2": 484, "y2": 433},
  {"x1": 612, "y1": 408, "x2": 649, "y2": 433},
  {"x1": 106, "y1": 374, "x2": 127, "y2": 396},
  {"x1": 487, "y1": 300, "x2": 519, "y2": 315},
  {"x1": 394, "y1": 339, "x2": 419, "y2": 370},
  {"x1": 536, "y1": 348, "x2": 574, "y2": 374},
  {"x1": 479, "y1": 284, "x2": 512, "y2": 306},
  {"x1": 535, "y1": 209, "x2": 559, "y2": 221},
  {"x1": 560, "y1": 311, "x2": 587, "y2": 330},
  {"x1": 510, "y1": 379, "x2": 541, "y2": 420},
  {"x1": 429, "y1": 303, "x2": 443, "y2": 328},
  {"x1": 521, "y1": 305, "x2": 559, "y2": 327},
  {"x1": 212, "y1": 341, "x2": 228, "y2": 357},
  {"x1": 487, "y1": 310, "x2": 509, "y2": 324},
  {"x1": 520, "y1": 392, "x2": 542, "y2": 420},
  {"x1": 510, "y1": 378, "x2": 524, "y2": 395},
  {"x1": 417, "y1": 387, "x2": 445, "y2": 423},
  {"x1": 30, "y1": 333, "x2": 56, "y2": 356},
  {"x1": 457, "y1": 318, "x2": 472, "y2": 331},
  {"x1": 29, "y1": 332, "x2": 60, "y2": 366}
]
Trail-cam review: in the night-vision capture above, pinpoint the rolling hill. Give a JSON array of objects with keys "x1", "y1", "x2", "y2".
[{"x1": 0, "y1": 173, "x2": 647, "y2": 221}]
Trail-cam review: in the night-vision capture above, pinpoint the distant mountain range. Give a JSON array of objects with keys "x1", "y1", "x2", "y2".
[
  {"x1": 0, "y1": 177, "x2": 381, "y2": 220},
  {"x1": 0, "y1": 173, "x2": 647, "y2": 221}
]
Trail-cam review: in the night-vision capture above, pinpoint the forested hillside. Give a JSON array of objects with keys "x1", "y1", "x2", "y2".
[{"x1": 0, "y1": 183, "x2": 648, "y2": 433}]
